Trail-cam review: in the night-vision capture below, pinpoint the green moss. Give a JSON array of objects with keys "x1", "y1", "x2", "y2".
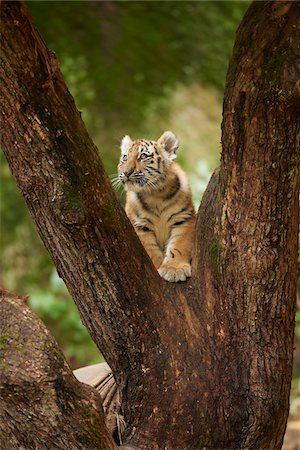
[
  {"x1": 63, "y1": 185, "x2": 82, "y2": 206},
  {"x1": 262, "y1": 48, "x2": 288, "y2": 85},
  {"x1": 42, "y1": 339, "x2": 65, "y2": 375},
  {"x1": 102, "y1": 201, "x2": 117, "y2": 217},
  {"x1": 0, "y1": 335, "x2": 8, "y2": 349},
  {"x1": 0, "y1": 360, "x2": 7, "y2": 374},
  {"x1": 101, "y1": 201, "x2": 123, "y2": 232},
  {"x1": 209, "y1": 241, "x2": 221, "y2": 274},
  {"x1": 58, "y1": 184, "x2": 86, "y2": 225}
]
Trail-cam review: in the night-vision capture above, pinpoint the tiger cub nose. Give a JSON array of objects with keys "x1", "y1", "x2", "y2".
[{"x1": 123, "y1": 169, "x2": 134, "y2": 177}]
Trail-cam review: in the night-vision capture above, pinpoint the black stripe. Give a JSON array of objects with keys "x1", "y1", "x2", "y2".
[
  {"x1": 157, "y1": 156, "x2": 161, "y2": 169},
  {"x1": 172, "y1": 215, "x2": 194, "y2": 227},
  {"x1": 170, "y1": 248, "x2": 182, "y2": 256},
  {"x1": 136, "y1": 225, "x2": 152, "y2": 232},
  {"x1": 162, "y1": 176, "x2": 180, "y2": 201},
  {"x1": 173, "y1": 220, "x2": 186, "y2": 226},
  {"x1": 160, "y1": 198, "x2": 179, "y2": 214},
  {"x1": 132, "y1": 212, "x2": 154, "y2": 224},
  {"x1": 167, "y1": 205, "x2": 193, "y2": 223},
  {"x1": 144, "y1": 217, "x2": 154, "y2": 225},
  {"x1": 137, "y1": 193, "x2": 159, "y2": 217}
]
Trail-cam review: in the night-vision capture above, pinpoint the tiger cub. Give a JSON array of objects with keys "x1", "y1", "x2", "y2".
[{"x1": 118, "y1": 131, "x2": 195, "y2": 282}]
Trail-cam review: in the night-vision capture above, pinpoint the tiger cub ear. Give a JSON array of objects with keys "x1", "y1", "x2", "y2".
[
  {"x1": 121, "y1": 135, "x2": 132, "y2": 154},
  {"x1": 157, "y1": 131, "x2": 179, "y2": 160}
]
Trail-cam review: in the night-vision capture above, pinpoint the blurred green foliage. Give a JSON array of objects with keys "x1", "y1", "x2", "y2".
[
  {"x1": 28, "y1": 0, "x2": 249, "y2": 173},
  {"x1": 29, "y1": 271, "x2": 102, "y2": 367}
]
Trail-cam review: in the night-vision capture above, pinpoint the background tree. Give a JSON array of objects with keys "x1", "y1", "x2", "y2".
[{"x1": 1, "y1": 1, "x2": 299, "y2": 449}]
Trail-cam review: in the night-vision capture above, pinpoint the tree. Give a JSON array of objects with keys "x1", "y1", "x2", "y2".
[
  {"x1": 1, "y1": 1, "x2": 299, "y2": 448},
  {"x1": 0, "y1": 290, "x2": 117, "y2": 449}
]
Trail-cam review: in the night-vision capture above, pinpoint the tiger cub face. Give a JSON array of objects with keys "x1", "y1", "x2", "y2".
[{"x1": 118, "y1": 131, "x2": 178, "y2": 192}]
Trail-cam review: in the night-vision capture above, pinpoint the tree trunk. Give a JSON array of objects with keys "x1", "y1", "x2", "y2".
[
  {"x1": 1, "y1": 1, "x2": 299, "y2": 449},
  {"x1": 0, "y1": 290, "x2": 117, "y2": 450}
]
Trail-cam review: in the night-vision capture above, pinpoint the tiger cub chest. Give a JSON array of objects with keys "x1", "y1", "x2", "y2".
[
  {"x1": 126, "y1": 189, "x2": 190, "y2": 250},
  {"x1": 139, "y1": 198, "x2": 173, "y2": 250}
]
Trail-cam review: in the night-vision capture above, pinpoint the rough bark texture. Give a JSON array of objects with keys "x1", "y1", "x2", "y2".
[
  {"x1": 0, "y1": 1, "x2": 299, "y2": 449},
  {"x1": 0, "y1": 290, "x2": 117, "y2": 450},
  {"x1": 193, "y1": 2, "x2": 300, "y2": 447}
]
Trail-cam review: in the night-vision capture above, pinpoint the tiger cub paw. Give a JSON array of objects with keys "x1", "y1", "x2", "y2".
[{"x1": 158, "y1": 262, "x2": 191, "y2": 282}]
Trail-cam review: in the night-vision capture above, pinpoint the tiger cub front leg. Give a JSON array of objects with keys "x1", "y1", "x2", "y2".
[
  {"x1": 158, "y1": 220, "x2": 195, "y2": 282},
  {"x1": 135, "y1": 228, "x2": 164, "y2": 269}
]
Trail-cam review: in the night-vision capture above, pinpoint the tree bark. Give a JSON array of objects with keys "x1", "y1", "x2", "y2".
[
  {"x1": 0, "y1": 290, "x2": 117, "y2": 450},
  {"x1": 0, "y1": 1, "x2": 299, "y2": 449}
]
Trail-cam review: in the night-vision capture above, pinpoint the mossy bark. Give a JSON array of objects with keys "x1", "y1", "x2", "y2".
[
  {"x1": 0, "y1": 290, "x2": 117, "y2": 450},
  {"x1": 0, "y1": 1, "x2": 299, "y2": 449}
]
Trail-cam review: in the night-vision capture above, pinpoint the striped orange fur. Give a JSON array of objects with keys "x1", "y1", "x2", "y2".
[{"x1": 118, "y1": 131, "x2": 195, "y2": 282}]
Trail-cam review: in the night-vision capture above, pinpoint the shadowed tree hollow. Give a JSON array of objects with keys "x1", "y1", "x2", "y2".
[{"x1": 0, "y1": 1, "x2": 299, "y2": 449}]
